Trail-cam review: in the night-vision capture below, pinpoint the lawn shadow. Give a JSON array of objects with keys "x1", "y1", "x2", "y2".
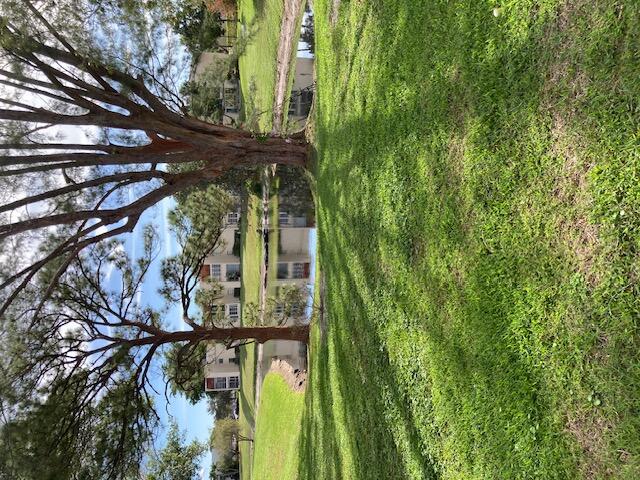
[{"x1": 304, "y1": 0, "x2": 599, "y2": 476}]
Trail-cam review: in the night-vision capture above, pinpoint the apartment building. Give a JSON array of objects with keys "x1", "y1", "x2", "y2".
[
  {"x1": 200, "y1": 206, "x2": 242, "y2": 392},
  {"x1": 193, "y1": 54, "x2": 314, "y2": 131},
  {"x1": 198, "y1": 208, "x2": 242, "y2": 319},
  {"x1": 204, "y1": 343, "x2": 240, "y2": 392},
  {"x1": 203, "y1": 207, "x2": 312, "y2": 393}
]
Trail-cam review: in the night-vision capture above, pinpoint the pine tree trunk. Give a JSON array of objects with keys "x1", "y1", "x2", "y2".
[
  {"x1": 129, "y1": 325, "x2": 311, "y2": 347},
  {"x1": 203, "y1": 325, "x2": 310, "y2": 344}
]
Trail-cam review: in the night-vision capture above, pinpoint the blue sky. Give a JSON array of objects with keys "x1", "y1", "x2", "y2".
[
  {"x1": 108, "y1": 196, "x2": 213, "y2": 479},
  {"x1": 113, "y1": 196, "x2": 317, "y2": 479}
]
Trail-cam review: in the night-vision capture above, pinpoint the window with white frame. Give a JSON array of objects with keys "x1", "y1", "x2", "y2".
[
  {"x1": 214, "y1": 377, "x2": 227, "y2": 389},
  {"x1": 293, "y1": 262, "x2": 305, "y2": 279},
  {"x1": 211, "y1": 264, "x2": 221, "y2": 280},
  {"x1": 277, "y1": 263, "x2": 289, "y2": 279},
  {"x1": 226, "y1": 263, "x2": 240, "y2": 281},
  {"x1": 278, "y1": 211, "x2": 289, "y2": 226},
  {"x1": 227, "y1": 212, "x2": 239, "y2": 224},
  {"x1": 228, "y1": 304, "x2": 239, "y2": 320},
  {"x1": 229, "y1": 376, "x2": 239, "y2": 389}
]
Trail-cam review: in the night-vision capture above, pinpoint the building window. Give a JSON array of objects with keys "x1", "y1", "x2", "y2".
[
  {"x1": 277, "y1": 263, "x2": 289, "y2": 279},
  {"x1": 205, "y1": 378, "x2": 214, "y2": 390},
  {"x1": 218, "y1": 358, "x2": 223, "y2": 364},
  {"x1": 229, "y1": 357, "x2": 239, "y2": 365},
  {"x1": 233, "y1": 287, "x2": 241, "y2": 298},
  {"x1": 214, "y1": 377, "x2": 227, "y2": 389},
  {"x1": 224, "y1": 88, "x2": 238, "y2": 113},
  {"x1": 229, "y1": 376, "x2": 239, "y2": 389},
  {"x1": 279, "y1": 211, "x2": 289, "y2": 226},
  {"x1": 274, "y1": 303, "x2": 284, "y2": 316},
  {"x1": 226, "y1": 264, "x2": 240, "y2": 281},
  {"x1": 228, "y1": 304, "x2": 239, "y2": 320},
  {"x1": 288, "y1": 95, "x2": 296, "y2": 115},
  {"x1": 211, "y1": 264, "x2": 221, "y2": 280},
  {"x1": 293, "y1": 262, "x2": 305, "y2": 279},
  {"x1": 227, "y1": 212, "x2": 239, "y2": 224}
]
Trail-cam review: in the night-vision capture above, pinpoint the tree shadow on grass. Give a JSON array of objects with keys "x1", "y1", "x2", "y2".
[
  {"x1": 300, "y1": 0, "x2": 604, "y2": 476},
  {"x1": 239, "y1": 345, "x2": 256, "y2": 432}
]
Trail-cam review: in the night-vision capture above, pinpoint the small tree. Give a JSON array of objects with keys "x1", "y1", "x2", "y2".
[
  {"x1": 241, "y1": 284, "x2": 309, "y2": 327},
  {"x1": 146, "y1": 422, "x2": 206, "y2": 480},
  {"x1": 210, "y1": 418, "x2": 251, "y2": 460},
  {"x1": 207, "y1": 391, "x2": 235, "y2": 420},
  {"x1": 169, "y1": 2, "x2": 224, "y2": 55}
]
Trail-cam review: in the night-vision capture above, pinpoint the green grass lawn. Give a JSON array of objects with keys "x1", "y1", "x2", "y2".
[
  {"x1": 238, "y1": 187, "x2": 263, "y2": 480},
  {"x1": 252, "y1": 372, "x2": 305, "y2": 479},
  {"x1": 266, "y1": 175, "x2": 280, "y2": 302},
  {"x1": 300, "y1": 1, "x2": 640, "y2": 479},
  {"x1": 237, "y1": 0, "x2": 305, "y2": 132},
  {"x1": 237, "y1": 0, "x2": 284, "y2": 131},
  {"x1": 238, "y1": 343, "x2": 256, "y2": 480}
]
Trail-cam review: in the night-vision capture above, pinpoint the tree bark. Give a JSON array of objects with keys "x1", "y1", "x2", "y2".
[{"x1": 121, "y1": 324, "x2": 311, "y2": 347}]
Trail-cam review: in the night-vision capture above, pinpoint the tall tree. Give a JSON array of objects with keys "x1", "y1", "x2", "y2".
[
  {"x1": 0, "y1": 217, "x2": 308, "y2": 477},
  {"x1": 0, "y1": 3, "x2": 311, "y2": 475},
  {"x1": 0, "y1": 369, "x2": 155, "y2": 480},
  {"x1": 0, "y1": 0, "x2": 308, "y2": 318}
]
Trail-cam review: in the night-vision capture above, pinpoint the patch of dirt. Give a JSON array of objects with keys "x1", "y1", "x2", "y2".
[
  {"x1": 566, "y1": 410, "x2": 615, "y2": 479},
  {"x1": 541, "y1": 0, "x2": 602, "y2": 288},
  {"x1": 549, "y1": 111, "x2": 602, "y2": 287},
  {"x1": 272, "y1": 0, "x2": 305, "y2": 133},
  {"x1": 547, "y1": 4, "x2": 616, "y2": 476},
  {"x1": 270, "y1": 358, "x2": 307, "y2": 392},
  {"x1": 446, "y1": 133, "x2": 466, "y2": 187},
  {"x1": 409, "y1": 236, "x2": 426, "y2": 268}
]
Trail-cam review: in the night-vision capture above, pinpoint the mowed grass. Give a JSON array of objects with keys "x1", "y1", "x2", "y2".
[
  {"x1": 252, "y1": 372, "x2": 305, "y2": 479},
  {"x1": 266, "y1": 175, "x2": 281, "y2": 303},
  {"x1": 237, "y1": 0, "x2": 283, "y2": 131},
  {"x1": 300, "y1": 1, "x2": 640, "y2": 479},
  {"x1": 237, "y1": 0, "x2": 305, "y2": 132},
  {"x1": 239, "y1": 188, "x2": 263, "y2": 480},
  {"x1": 238, "y1": 344, "x2": 256, "y2": 480}
]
